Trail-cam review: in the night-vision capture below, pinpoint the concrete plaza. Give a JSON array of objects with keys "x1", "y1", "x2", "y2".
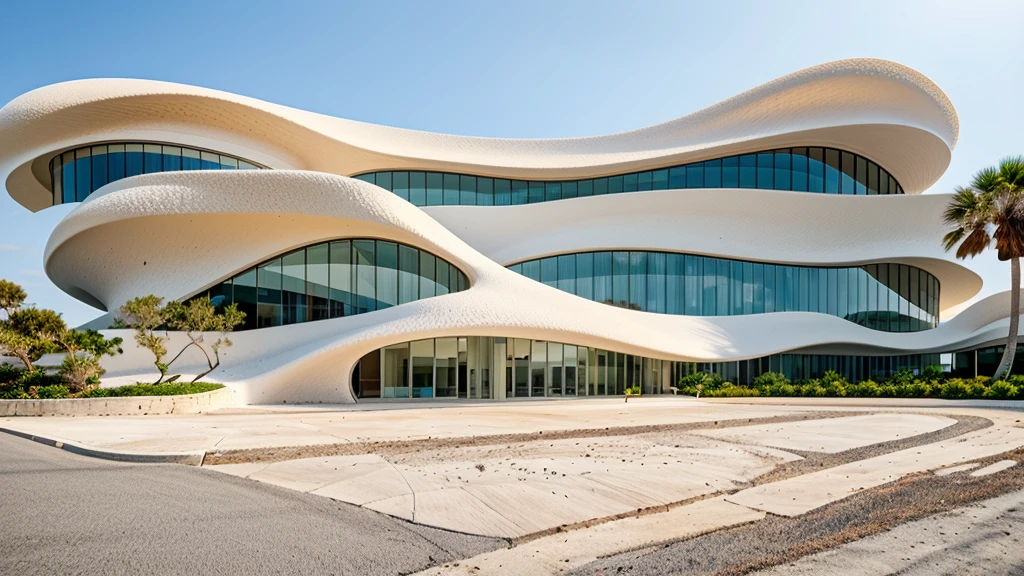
[{"x1": 4, "y1": 397, "x2": 1023, "y2": 575}]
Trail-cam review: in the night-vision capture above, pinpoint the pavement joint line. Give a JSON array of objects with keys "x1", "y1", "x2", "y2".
[
  {"x1": 511, "y1": 489, "x2": 732, "y2": 547},
  {"x1": 395, "y1": 412, "x2": 989, "y2": 546},
  {"x1": 591, "y1": 445, "x2": 1024, "y2": 576},
  {"x1": 418, "y1": 447, "x2": 1024, "y2": 576},
  {"x1": 592, "y1": 513, "x2": 766, "y2": 563},
  {"x1": 0, "y1": 425, "x2": 206, "y2": 466},
  {"x1": 204, "y1": 410, "x2": 994, "y2": 547},
  {"x1": 746, "y1": 413, "x2": 991, "y2": 485},
  {"x1": 201, "y1": 410, "x2": 858, "y2": 466}
]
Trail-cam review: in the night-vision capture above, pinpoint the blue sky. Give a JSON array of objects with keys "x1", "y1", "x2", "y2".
[{"x1": 1, "y1": 0, "x2": 1021, "y2": 326}]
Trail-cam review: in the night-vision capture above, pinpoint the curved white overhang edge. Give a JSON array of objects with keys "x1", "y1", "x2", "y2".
[
  {"x1": 1, "y1": 58, "x2": 957, "y2": 212},
  {"x1": 45, "y1": 173, "x2": 1016, "y2": 404},
  {"x1": 38, "y1": 170, "x2": 1007, "y2": 405}
]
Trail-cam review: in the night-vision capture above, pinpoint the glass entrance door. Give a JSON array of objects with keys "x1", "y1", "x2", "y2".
[{"x1": 548, "y1": 343, "x2": 563, "y2": 396}]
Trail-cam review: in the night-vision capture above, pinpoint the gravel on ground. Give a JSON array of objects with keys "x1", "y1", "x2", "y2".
[
  {"x1": 569, "y1": 447, "x2": 1024, "y2": 576},
  {"x1": 750, "y1": 487, "x2": 1024, "y2": 576}
]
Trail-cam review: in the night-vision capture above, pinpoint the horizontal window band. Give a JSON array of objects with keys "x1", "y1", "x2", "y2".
[
  {"x1": 353, "y1": 146, "x2": 903, "y2": 207},
  {"x1": 509, "y1": 250, "x2": 938, "y2": 333},
  {"x1": 184, "y1": 237, "x2": 470, "y2": 332},
  {"x1": 48, "y1": 141, "x2": 265, "y2": 206}
]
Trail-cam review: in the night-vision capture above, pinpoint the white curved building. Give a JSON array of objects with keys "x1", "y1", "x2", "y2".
[{"x1": 0, "y1": 58, "x2": 1016, "y2": 403}]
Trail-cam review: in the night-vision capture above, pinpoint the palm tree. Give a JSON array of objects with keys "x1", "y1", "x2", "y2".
[{"x1": 943, "y1": 156, "x2": 1024, "y2": 379}]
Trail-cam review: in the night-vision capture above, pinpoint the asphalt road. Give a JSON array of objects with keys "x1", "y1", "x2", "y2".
[{"x1": 0, "y1": 433, "x2": 501, "y2": 575}]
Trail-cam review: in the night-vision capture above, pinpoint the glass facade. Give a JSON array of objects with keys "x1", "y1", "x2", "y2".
[
  {"x1": 49, "y1": 142, "x2": 264, "y2": 206},
  {"x1": 354, "y1": 147, "x2": 903, "y2": 207},
  {"x1": 951, "y1": 344, "x2": 1024, "y2": 378},
  {"x1": 186, "y1": 238, "x2": 470, "y2": 331},
  {"x1": 509, "y1": 252, "x2": 939, "y2": 332},
  {"x1": 354, "y1": 335, "x2": 941, "y2": 400}
]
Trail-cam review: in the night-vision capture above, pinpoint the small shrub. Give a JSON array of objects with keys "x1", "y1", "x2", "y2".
[
  {"x1": 79, "y1": 382, "x2": 223, "y2": 398},
  {"x1": 0, "y1": 381, "x2": 222, "y2": 399},
  {"x1": 798, "y1": 383, "x2": 827, "y2": 397},
  {"x1": 887, "y1": 368, "x2": 916, "y2": 387},
  {"x1": 900, "y1": 380, "x2": 933, "y2": 398},
  {"x1": 820, "y1": 371, "x2": 848, "y2": 397},
  {"x1": 17, "y1": 368, "x2": 61, "y2": 389},
  {"x1": 767, "y1": 382, "x2": 797, "y2": 397},
  {"x1": 877, "y1": 384, "x2": 899, "y2": 398},
  {"x1": 36, "y1": 384, "x2": 69, "y2": 399},
  {"x1": 678, "y1": 372, "x2": 725, "y2": 396},
  {"x1": 680, "y1": 372, "x2": 724, "y2": 389},
  {"x1": 920, "y1": 365, "x2": 945, "y2": 381},
  {"x1": 753, "y1": 371, "x2": 790, "y2": 390},
  {"x1": 847, "y1": 380, "x2": 881, "y2": 397},
  {"x1": 967, "y1": 381, "x2": 989, "y2": 399},
  {"x1": 985, "y1": 380, "x2": 1019, "y2": 399},
  {"x1": 0, "y1": 386, "x2": 27, "y2": 399},
  {"x1": 939, "y1": 379, "x2": 972, "y2": 400},
  {"x1": 0, "y1": 364, "x2": 21, "y2": 385},
  {"x1": 970, "y1": 376, "x2": 992, "y2": 387},
  {"x1": 706, "y1": 385, "x2": 758, "y2": 397}
]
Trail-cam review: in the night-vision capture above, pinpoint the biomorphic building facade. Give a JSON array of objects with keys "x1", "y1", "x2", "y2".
[{"x1": 1, "y1": 58, "x2": 1018, "y2": 404}]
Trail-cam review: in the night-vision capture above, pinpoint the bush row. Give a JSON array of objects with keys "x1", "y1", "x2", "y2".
[
  {"x1": 678, "y1": 369, "x2": 1024, "y2": 400},
  {"x1": 0, "y1": 366, "x2": 222, "y2": 399}
]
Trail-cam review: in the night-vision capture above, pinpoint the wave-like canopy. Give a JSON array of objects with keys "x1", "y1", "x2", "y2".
[{"x1": 1, "y1": 58, "x2": 957, "y2": 211}]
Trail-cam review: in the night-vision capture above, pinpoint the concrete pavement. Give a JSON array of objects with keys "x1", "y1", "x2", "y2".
[
  {"x1": 0, "y1": 397, "x2": 808, "y2": 455},
  {"x1": 5, "y1": 398, "x2": 1024, "y2": 575},
  {"x1": 206, "y1": 412, "x2": 956, "y2": 538},
  {"x1": 210, "y1": 430, "x2": 794, "y2": 538}
]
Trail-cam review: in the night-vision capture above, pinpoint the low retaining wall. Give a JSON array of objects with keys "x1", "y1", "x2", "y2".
[{"x1": 0, "y1": 386, "x2": 234, "y2": 417}]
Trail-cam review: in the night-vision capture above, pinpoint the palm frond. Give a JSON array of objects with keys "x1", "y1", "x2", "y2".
[
  {"x1": 972, "y1": 166, "x2": 1002, "y2": 192},
  {"x1": 999, "y1": 155, "x2": 1024, "y2": 188},
  {"x1": 991, "y1": 186, "x2": 1024, "y2": 260},
  {"x1": 942, "y1": 186, "x2": 987, "y2": 226},
  {"x1": 956, "y1": 227, "x2": 992, "y2": 259},
  {"x1": 942, "y1": 227, "x2": 968, "y2": 252}
]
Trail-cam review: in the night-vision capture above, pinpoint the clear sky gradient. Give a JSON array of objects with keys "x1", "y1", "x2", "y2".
[{"x1": 1, "y1": 0, "x2": 1022, "y2": 326}]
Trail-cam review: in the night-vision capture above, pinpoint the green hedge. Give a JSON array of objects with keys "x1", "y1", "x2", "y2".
[
  {"x1": 1, "y1": 365, "x2": 223, "y2": 400},
  {"x1": 80, "y1": 382, "x2": 224, "y2": 398},
  {"x1": 678, "y1": 369, "x2": 1024, "y2": 400}
]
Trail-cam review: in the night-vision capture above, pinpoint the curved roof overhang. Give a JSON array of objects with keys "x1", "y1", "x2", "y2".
[{"x1": 1, "y1": 58, "x2": 957, "y2": 212}]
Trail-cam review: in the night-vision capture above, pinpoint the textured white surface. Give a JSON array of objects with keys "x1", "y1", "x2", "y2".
[
  {"x1": 36, "y1": 170, "x2": 1019, "y2": 403},
  {"x1": 1, "y1": 58, "x2": 956, "y2": 211}
]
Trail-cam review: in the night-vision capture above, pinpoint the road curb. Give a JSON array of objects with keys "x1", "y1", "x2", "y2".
[{"x1": 0, "y1": 426, "x2": 205, "y2": 466}]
